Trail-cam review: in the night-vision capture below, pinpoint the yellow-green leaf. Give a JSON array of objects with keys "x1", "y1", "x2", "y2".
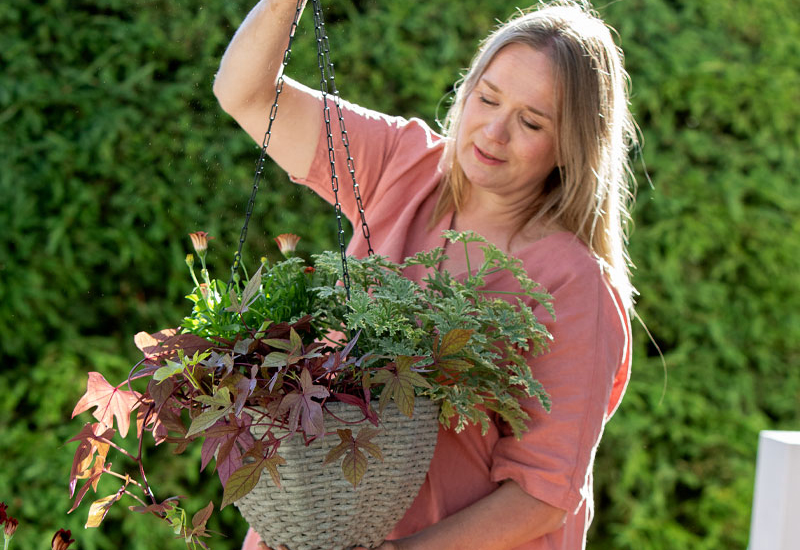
[
  {"x1": 341, "y1": 448, "x2": 368, "y2": 488},
  {"x1": 85, "y1": 493, "x2": 121, "y2": 528},
  {"x1": 439, "y1": 329, "x2": 474, "y2": 356},
  {"x1": 220, "y1": 463, "x2": 264, "y2": 509}
]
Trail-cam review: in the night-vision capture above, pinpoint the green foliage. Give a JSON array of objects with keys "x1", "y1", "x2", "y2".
[
  {"x1": 2, "y1": 0, "x2": 798, "y2": 547},
  {"x1": 589, "y1": 0, "x2": 800, "y2": 548}
]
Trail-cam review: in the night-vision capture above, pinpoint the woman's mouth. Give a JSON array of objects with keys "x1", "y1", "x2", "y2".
[{"x1": 473, "y1": 145, "x2": 505, "y2": 165}]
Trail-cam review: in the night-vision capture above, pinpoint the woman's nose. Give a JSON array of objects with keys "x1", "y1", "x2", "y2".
[{"x1": 483, "y1": 113, "x2": 510, "y2": 144}]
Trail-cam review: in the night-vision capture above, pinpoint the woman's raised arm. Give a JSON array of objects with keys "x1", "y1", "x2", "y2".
[{"x1": 213, "y1": 0, "x2": 321, "y2": 179}]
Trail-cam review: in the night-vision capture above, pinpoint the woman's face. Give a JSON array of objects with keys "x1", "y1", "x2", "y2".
[{"x1": 456, "y1": 43, "x2": 559, "y2": 205}]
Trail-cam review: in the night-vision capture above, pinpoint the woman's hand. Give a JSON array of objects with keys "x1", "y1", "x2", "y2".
[
  {"x1": 257, "y1": 542, "x2": 401, "y2": 550},
  {"x1": 353, "y1": 542, "x2": 401, "y2": 550}
]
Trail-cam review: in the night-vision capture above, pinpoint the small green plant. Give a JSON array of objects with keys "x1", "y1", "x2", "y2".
[{"x1": 67, "y1": 230, "x2": 553, "y2": 548}]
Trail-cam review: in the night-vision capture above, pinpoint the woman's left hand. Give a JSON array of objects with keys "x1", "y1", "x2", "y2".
[
  {"x1": 258, "y1": 542, "x2": 400, "y2": 550},
  {"x1": 353, "y1": 543, "x2": 401, "y2": 550}
]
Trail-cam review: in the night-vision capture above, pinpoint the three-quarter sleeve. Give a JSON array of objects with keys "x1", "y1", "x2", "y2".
[
  {"x1": 489, "y1": 243, "x2": 630, "y2": 514},
  {"x1": 289, "y1": 97, "x2": 437, "y2": 227}
]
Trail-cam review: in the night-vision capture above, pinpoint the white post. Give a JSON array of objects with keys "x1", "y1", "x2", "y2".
[{"x1": 749, "y1": 431, "x2": 800, "y2": 550}]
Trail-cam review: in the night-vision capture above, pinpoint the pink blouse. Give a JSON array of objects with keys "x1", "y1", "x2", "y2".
[{"x1": 242, "y1": 98, "x2": 631, "y2": 550}]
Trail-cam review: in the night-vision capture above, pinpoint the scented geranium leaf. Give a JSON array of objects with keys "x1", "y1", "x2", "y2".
[
  {"x1": 187, "y1": 387, "x2": 233, "y2": 437},
  {"x1": 85, "y1": 491, "x2": 123, "y2": 528},
  {"x1": 438, "y1": 329, "x2": 474, "y2": 356},
  {"x1": 277, "y1": 368, "x2": 330, "y2": 436},
  {"x1": 372, "y1": 356, "x2": 431, "y2": 417},
  {"x1": 72, "y1": 372, "x2": 142, "y2": 437},
  {"x1": 402, "y1": 247, "x2": 447, "y2": 269},
  {"x1": 442, "y1": 229, "x2": 488, "y2": 245}
]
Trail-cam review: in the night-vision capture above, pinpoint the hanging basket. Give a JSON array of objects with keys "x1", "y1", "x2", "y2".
[{"x1": 235, "y1": 399, "x2": 440, "y2": 550}]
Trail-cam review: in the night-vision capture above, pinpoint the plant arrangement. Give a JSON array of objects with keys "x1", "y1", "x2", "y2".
[{"x1": 67, "y1": 229, "x2": 553, "y2": 548}]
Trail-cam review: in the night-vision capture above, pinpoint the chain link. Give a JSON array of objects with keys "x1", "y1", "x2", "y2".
[{"x1": 310, "y1": 1, "x2": 373, "y2": 256}]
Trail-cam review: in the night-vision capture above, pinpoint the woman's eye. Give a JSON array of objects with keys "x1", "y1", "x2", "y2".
[
  {"x1": 522, "y1": 118, "x2": 541, "y2": 131},
  {"x1": 478, "y1": 95, "x2": 497, "y2": 106}
]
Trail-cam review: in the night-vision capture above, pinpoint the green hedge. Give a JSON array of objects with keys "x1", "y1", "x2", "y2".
[{"x1": 0, "y1": 0, "x2": 798, "y2": 548}]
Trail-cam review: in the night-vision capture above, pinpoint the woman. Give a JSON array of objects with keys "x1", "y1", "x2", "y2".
[{"x1": 213, "y1": 1, "x2": 636, "y2": 549}]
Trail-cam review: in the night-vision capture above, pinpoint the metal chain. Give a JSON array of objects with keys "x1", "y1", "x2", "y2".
[
  {"x1": 229, "y1": 0, "x2": 305, "y2": 288},
  {"x1": 229, "y1": 0, "x2": 374, "y2": 301},
  {"x1": 310, "y1": 0, "x2": 374, "y2": 256},
  {"x1": 311, "y1": 0, "x2": 352, "y2": 300}
]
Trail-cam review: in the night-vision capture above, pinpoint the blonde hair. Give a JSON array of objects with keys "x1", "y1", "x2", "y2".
[{"x1": 433, "y1": 0, "x2": 638, "y2": 310}]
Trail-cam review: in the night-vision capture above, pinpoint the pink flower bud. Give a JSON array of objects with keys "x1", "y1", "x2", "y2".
[
  {"x1": 274, "y1": 233, "x2": 301, "y2": 257},
  {"x1": 188, "y1": 231, "x2": 213, "y2": 254},
  {"x1": 51, "y1": 528, "x2": 75, "y2": 550},
  {"x1": 3, "y1": 517, "x2": 18, "y2": 537}
]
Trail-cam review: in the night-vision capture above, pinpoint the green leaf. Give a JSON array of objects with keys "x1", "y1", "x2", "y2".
[
  {"x1": 239, "y1": 265, "x2": 263, "y2": 313},
  {"x1": 153, "y1": 360, "x2": 184, "y2": 382},
  {"x1": 220, "y1": 462, "x2": 264, "y2": 508},
  {"x1": 187, "y1": 388, "x2": 233, "y2": 437},
  {"x1": 261, "y1": 351, "x2": 289, "y2": 368},
  {"x1": 438, "y1": 329, "x2": 474, "y2": 356},
  {"x1": 437, "y1": 358, "x2": 472, "y2": 372},
  {"x1": 221, "y1": 454, "x2": 286, "y2": 508},
  {"x1": 261, "y1": 338, "x2": 294, "y2": 351},
  {"x1": 289, "y1": 327, "x2": 302, "y2": 351}
]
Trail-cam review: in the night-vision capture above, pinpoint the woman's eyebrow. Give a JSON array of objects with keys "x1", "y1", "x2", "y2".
[{"x1": 480, "y1": 77, "x2": 553, "y2": 120}]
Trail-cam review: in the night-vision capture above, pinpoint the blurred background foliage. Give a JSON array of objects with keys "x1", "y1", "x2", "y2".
[{"x1": 1, "y1": 0, "x2": 798, "y2": 548}]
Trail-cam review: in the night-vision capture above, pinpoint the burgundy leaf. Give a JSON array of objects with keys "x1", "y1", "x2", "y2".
[{"x1": 277, "y1": 368, "x2": 329, "y2": 436}]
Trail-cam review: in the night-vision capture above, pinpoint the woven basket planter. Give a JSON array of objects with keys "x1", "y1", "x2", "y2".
[{"x1": 235, "y1": 398, "x2": 440, "y2": 550}]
